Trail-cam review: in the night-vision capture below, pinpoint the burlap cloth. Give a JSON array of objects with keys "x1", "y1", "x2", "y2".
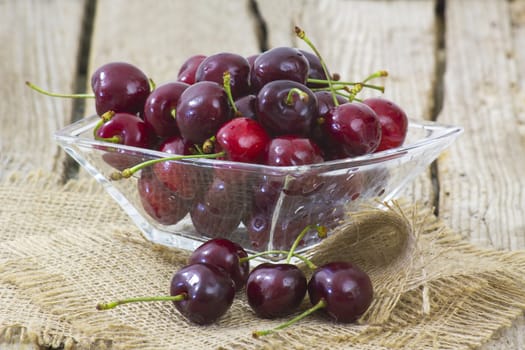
[{"x1": 1, "y1": 171, "x2": 525, "y2": 350}]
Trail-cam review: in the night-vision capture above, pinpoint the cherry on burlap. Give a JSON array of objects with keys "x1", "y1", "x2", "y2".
[{"x1": 0, "y1": 171, "x2": 524, "y2": 349}]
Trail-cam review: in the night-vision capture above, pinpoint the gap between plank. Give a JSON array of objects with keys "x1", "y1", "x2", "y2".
[
  {"x1": 249, "y1": 0, "x2": 269, "y2": 52},
  {"x1": 61, "y1": 0, "x2": 97, "y2": 183},
  {"x1": 430, "y1": 0, "x2": 447, "y2": 216}
]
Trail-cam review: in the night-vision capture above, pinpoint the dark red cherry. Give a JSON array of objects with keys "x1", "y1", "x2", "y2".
[
  {"x1": 195, "y1": 52, "x2": 251, "y2": 99},
  {"x1": 143, "y1": 81, "x2": 189, "y2": 138},
  {"x1": 91, "y1": 62, "x2": 150, "y2": 116},
  {"x1": 321, "y1": 102, "x2": 382, "y2": 158},
  {"x1": 170, "y1": 263, "x2": 235, "y2": 325},
  {"x1": 265, "y1": 135, "x2": 324, "y2": 166},
  {"x1": 215, "y1": 117, "x2": 270, "y2": 164},
  {"x1": 177, "y1": 55, "x2": 207, "y2": 85},
  {"x1": 234, "y1": 94, "x2": 257, "y2": 120},
  {"x1": 137, "y1": 168, "x2": 189, "y2": 225},
  {"x1": 246, "y1": 263, "x2": 307, "y2": 318},
  {"x1": 362, "y1": 97, "x2": 408, "y2": 151},
  {"x1": 190, "y1": 175, "x2": 245, "y2": 237},
  {"x1": 250, "y1": 47, "x2": 310, "y2": 91},
  {"x1": 176, "y1": 81, "x2": 233, "y2": 144},
  {"x1": 188, "y1": 238, "x2": 249, "y2": 291},
  {"x1": 308, "y1": 261, "x2": 373, "y2": 323},
  {"x1": 256, "y1": 80, "x2": 318, "y2": 137},
  {"x1": 95, "y1": 112, "x2": 154, "y2": 148},
  {"x1": 299, "y1": 49, "x2": 328, "y2": 88}
]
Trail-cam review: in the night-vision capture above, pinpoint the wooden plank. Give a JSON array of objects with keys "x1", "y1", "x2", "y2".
[
  {"x1": 0, "y1": 0, "x2": 87, "y2": 181},
  {"x1": 256, "y1": 0, "x2": 438, "y2": 204},
  {"x1": 438, "y1": 0, "x2": 525, "y2": 250},
  {"x1": 85, "y1": 0, "x2": 261, "y2": 117},
  {"x1": 437, "y1": 1, "x2": 525, "y2": 348}
]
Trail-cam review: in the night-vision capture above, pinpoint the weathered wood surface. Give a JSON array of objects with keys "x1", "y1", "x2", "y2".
[
  {"x1": 1, "y1": 0, "x2": 525, "y2": 348},
  {"x1": 0, "y1": 0, "x2": 86, "y2": 181}
]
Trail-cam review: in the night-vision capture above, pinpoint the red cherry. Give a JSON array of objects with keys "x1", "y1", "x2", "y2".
[
  {"x1": 322, "y1": 102, "x2": 382, "y2": 158},
  {"x1": 215, "y1": 117, "x2": 270, "y2": 164},
  {"x1": 177, "y1": 55, "x2": 207, "y2": 85},
  {"x1": 363, "y1": 97, "x2": 408, "y2": 151}
]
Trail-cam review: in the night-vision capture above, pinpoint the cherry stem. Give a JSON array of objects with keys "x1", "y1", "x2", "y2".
[
  {"x1": 202, "y1": 136, "x2": 216, "y2": 154},
  {"x1": 285, "y1": 87, "x2": 309, "y2": 105},
  {"x1": 286, "y1": 224, "x2": 327, "y2": 264},
  {"x1": 25, "y1": 81, "x2": 94, "y2": 99},
  {"x1": 93, "y1": 110, "x2": 116, "y2": 137},
  {"x1": 239, "y1": 250, "x2": 317, "y2": 270},
  {"x1": 223, "y1": 71, "x2": 239, "y2": 115},
  {"x1": 252, "y1": 299, "x2": 327, "y2": 338},
  {"x1": 294, "y1": 26, "x2": 338, "y2": 106},
  {"x1": 362, "y1": 70, "x2": 388, "y2": 83},
  {"x1": 96, "y1": 293, "x2": 187, "y2": 310},
  {"x1": 148, "y1": 77, "x2": 156, "y2": 92},
  {"x1": 308, "y1": 79, "x2": 385, "y2": 93},
  {"x1": 170, "y1": 108, "x2": 176, "y2": 119},
  {"x1": 109, "y1": 151, "x2": 226, "y2": 180}
]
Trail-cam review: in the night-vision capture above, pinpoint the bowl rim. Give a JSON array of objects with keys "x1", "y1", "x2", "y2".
[{"x1": 54, "y1": 115, "x2": 463, "y2": 173}]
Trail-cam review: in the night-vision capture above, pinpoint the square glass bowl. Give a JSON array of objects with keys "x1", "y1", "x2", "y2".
[{"x1": 55, "y1": 115, "x2": 462, "y2": 261}]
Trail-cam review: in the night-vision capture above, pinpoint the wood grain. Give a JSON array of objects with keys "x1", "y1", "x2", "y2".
[
  {"x1": 437, "y1": 1, "x2": 525, "y2": 348},
  {"x1": 0, "y1": 0, "x2": 86, "y2": 181}
]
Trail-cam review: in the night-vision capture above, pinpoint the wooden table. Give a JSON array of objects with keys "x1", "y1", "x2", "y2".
[{"x1": 2, "y1": 0, "x2": 524, "y2": 348}]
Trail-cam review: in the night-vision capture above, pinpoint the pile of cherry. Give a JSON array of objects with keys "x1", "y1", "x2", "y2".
[
  {"x1": 27, "y1": 26, "x2": 408, "y2": 252},
  {"x1": 96, "y1": 231, "x2": 374, "y2": 337}
]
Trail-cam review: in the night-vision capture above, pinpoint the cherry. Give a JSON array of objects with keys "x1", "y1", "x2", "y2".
[
  {"x1": 137, "y1": 168, "x2": 189, "y2": 225},
  {"x1": 308, "y1": 261, "x2": 373, "y2": 323},
  {"x1": 300, "y1": 49, "x2": 328, "y2": 88},
  {"x1": 246, "y1": 263, "x2": 307, "y2": 318},
  {"x1": 256, "y1": 80, "x2": 318, "y2": 137},
  {"x1": 91, "y1": 62, "x2": 150, "y2": 116},
  {"x1": 176, "y1": 81, "x2": 233, "y2": 144},
  {"x1": 215, "y1": 117, "x2": 270, "y2": 164},
  {"x1": 152, "y1": 138, "x2": 207, "y2": 201},
  {"x1": 190, "y1": 175, "x2": 245, "y2": 237},
  {"x1": 143, "y1": 81, "x2": 189, "y2": 138},
  {"x1": 265, "y1": 135, "x2": 323, "y2": 166},
  {"x1": 95, "y1": 112, "x2": 154, "y2": 148},
  {"x1": 195, "y1": 52, "x2": 251, "y2": 99},
  {"x1": 177, "y1": 54, "x2": 207, "y2": 85},
  {"x1": 250, "y1": 47, "x2": 310, "y2": 91},
  {"x1": 234, "y1": 94, "x2": 257, "y2": 120},
  {"x1": 188, "y1": 238, "x2": 249, "y2": 291},
  {"x1": 97, "y1": 262, "x2": 235, "y2": 325},
  {"x1": 321, "y1": 102, "x2": 382, "y2": 157},
  {"x1": 362, "y1": 97, "x2": 408, "y2": 151}
]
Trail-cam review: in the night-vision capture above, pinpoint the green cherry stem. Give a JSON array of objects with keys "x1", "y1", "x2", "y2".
[
  {"x1": 252, "y1": 299, "x2": 327, "y2": 338},
  {"x1": 308, "y1": 79, "x2": 385, "y2": 93},
  {"x1": 110, "y1": 151, "x2": 226, "y2": 180},
  {"x1": 362, "y1": 70, "x2": 388, "y2": 83},
  {"x1": 96, "y1": 293, "x2": 187, "y2": 310},
  {"x1": 223, "y1": 71, "x2": 240, "y2": 116},
  {"x1": 286, "y1": 224, "x2": 327, "y2": 264},
  {"x1": 239, "y1": 250, "x2": 318, "y2": 270},
  {"x1": 26, "y1": 81, "x2": 95, "y2": 99},
  {"x1": 285, "y1": 87, "x2": 309, "y2": 105},
  {"x1": 295, "y1": 26, "x2": 338, "y2": 106}
]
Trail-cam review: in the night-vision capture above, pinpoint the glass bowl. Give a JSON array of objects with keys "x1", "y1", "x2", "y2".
[{"x1": 55, "y1": 115, "x2": 462, "y2": 261}]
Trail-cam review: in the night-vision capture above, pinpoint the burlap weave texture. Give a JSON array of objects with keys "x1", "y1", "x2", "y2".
[{"x1": 1, "y1": 171, "x2": 524, "y2": 349}]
